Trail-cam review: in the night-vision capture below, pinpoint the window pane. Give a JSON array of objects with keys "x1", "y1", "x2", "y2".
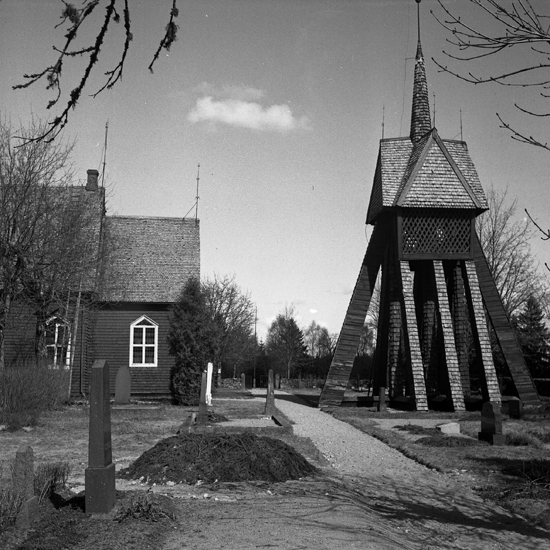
[
  {"x1": 133, "y1": 347, "x2": 142, "y2": 364},
  {"x1": 144, "y1": 347, "x2": 155, "y2": 363},
  {"x1": 145, "y1": 327, "x2": 155, "y2": 344},
  {"x1": 133, "y1": 327, "x2": 143, "y2": 344}
]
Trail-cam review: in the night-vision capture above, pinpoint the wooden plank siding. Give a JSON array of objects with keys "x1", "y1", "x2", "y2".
[
  {"x1": 318, "y1": 221, "x2": 389, "y2": 408},
  {"x1": 89, "y1": 304, "x2": 174, "y2": 398},
  {"x1": 471, "y1": 236, "x2": 540, "y2": 406}
]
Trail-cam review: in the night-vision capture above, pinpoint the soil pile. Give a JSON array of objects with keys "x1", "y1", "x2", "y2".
[{"x1": 119, "y1": 433, "x2": 318, "y2": 485}]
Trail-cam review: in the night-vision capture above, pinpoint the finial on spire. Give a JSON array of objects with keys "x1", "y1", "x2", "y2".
[{"x1": 410, "y1": 0, "x2": 431, "y2": 143}]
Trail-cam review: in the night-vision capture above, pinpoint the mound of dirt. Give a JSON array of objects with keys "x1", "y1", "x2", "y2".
[{"x1": 119, "y1": 433, "x2": 318, "y2": 485}]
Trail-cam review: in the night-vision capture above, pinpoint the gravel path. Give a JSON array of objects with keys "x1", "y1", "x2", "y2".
[{"x1": 248, "y1": 390, "x2": 550, "y2": 549}]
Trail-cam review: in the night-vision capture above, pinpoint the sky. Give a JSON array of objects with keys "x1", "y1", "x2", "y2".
[{"x1": 1, "y1": 0, "x2": 549, "y2": 340}]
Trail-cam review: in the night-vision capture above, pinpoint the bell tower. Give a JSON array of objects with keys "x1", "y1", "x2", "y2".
[{"x1": 319, "y1": 0, "x2": 539, "y2": 411}]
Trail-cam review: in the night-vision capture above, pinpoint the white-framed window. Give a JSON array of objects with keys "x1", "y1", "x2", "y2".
[
  {"x1": 130, "y1": 315, "x2": 158, "y2": 367},
  {"x1": 45, "y1": 316, "x2": 71, "y2": 369}
]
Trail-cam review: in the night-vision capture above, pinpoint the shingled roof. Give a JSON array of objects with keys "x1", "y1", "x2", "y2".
[
  {"x1": 366, "y1": 4, "x2": 488, "y2": 225},
  {"x1": 100, "y1": 216, "x2": 200, "y2": 302},
  {"x1": 366, "y1": 133, "x2": 488, "y2": 224}
]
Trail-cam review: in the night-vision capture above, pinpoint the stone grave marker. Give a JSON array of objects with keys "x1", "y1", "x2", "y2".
[
  {"x1": 275, "y1": 373, "x2": 280, "y2": 390},
  {"x1": 114, "y1": 365, "x2": 131, "y2": 405},
  {"x1": 85, "y1": 359, "x2": 116, "y2": 514},
  {"x1": 264, "y1": 369, "x2": 276, "y2": 416},
  {"x1": 197, "y1": 370, "x2": 208, "y2": 424},
  {"x1": 508, "y1": 397, "x2": 523, "y2": 419},
  {"x1": 12, "y1": 445, "x2": 39, "y2": 529},
  {"x1": 377, "y1": 386, "x2": 387, "y2": 412},
  {"x1": 241, "y1": 372, "x2": 246, "y2": 389},
  {"x1": 478, "y1": 401, "x2": 505, "y2": 445},
  {"x1": 205, "y1": 362, "x2": 213, "y2": 406}
]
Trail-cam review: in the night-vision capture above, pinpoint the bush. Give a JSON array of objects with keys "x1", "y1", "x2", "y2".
[
  {"x1": 34, "y1": 461, "x2": 70, "y2": 504},
  {"x1": 0, "y1": 361, "x2": 69, "y2": 429},
  {"x1": 0, "y1": 488, "x2": 24, "y2": 535}
]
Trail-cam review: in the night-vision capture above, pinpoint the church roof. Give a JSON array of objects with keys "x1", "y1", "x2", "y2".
[{"x1": 99, "y1": 216, "x2": 200, "y2": 302}]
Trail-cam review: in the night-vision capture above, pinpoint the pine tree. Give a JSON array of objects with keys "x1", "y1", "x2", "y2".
[
  {"x1": 513, "y1": 296, "x2": 550, "y2": 379},
  {"x1": 168, "y1": 278, "x2": 219, "y2": 405}
]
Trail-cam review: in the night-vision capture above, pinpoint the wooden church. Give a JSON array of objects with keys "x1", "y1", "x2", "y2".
[{"x1": 319, "y1": 5, "x2": 540, "y2": 411}]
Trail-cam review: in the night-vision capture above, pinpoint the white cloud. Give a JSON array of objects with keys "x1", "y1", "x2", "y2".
[
  {"x1": 194, "y1": 82, "x2": 265, "y2": 101},
  {"x1": 309, "y1": 308, "x2": 318, "y2": 314},
  {"x1": 188, "y1": 96, "x2": 308, "y2": 132}
]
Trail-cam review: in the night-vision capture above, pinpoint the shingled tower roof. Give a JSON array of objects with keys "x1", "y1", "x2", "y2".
[
  {"x1": 365, "y1": 0, "x2": 488, "y2": 224},
  {"x1": 410, "y1": 38, "x2": 431, "y2": 144}
]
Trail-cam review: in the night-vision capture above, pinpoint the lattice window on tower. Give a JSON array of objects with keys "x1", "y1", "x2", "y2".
[{"x1": 399, "y1": 209, "x2": 473, "y2": 259}]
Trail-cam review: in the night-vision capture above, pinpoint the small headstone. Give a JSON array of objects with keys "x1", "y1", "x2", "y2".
[
  {"x1": 197, "y1": 370, "x2": 208, "y2": 424},
  {"x1": 114, "y1": 365, "x2": 131, "y2": 405},
  {"x1": 176, "y1": 413, "x2": 197, "y2": 434},
  {"x1": 264, "y1": 369, "x2": 276, "y2": 416},
  {"x1": 508, "y1": 397, "x2": 523, "y2": 419},
  {"x1": 205, "y1": 362, "x2": 213, "y2": 406},
  {"x1": 275, "y1": 373, "x2": 280, "y2": 390},
  {"x1": 12, "y1": 445, "x2": 39, "y2": 529},
  {"x1": 85, "y1": 360, "x2": 116, "y2": 514},
  {"x1": 436, "y1": 422, "x2": 460, "y2": 435},
  {"x1": 478, "y1": 401, "x2": 505, "y2": 446},
  {"x1": 241, "y1": 372, "x2": 246, "y2": 389},
  {"x1": 377, "y1": 387, "x2": 387, "y2": 412}
]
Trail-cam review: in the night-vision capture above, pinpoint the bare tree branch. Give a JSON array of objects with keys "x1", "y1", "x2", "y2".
[
  {"x1": 432, "y1": 0, "x2": 550, "y2": 149},
  {"x1": 148, "y1": 0, "x2": 179, "y2": 73},
  {"x1": 13, "y1": 1, "x2": 179, "y2": 143}
]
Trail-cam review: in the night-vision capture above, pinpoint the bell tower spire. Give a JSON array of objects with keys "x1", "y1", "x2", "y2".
[{"x1": 410, "y1": 0, "x2": 431, "y2": 143}]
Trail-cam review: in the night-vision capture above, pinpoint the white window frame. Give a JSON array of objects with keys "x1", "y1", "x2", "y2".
[
  {"x1": 130, "y1": 315, "x2": 158, "y2": 367},
  {"x1": 45, "y1": 315, "x2": 71, "y2": 370}
]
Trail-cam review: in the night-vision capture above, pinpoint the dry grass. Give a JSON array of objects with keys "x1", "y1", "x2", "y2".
[{"x1": 330, "y1": 405, "x2": 550, "y2": 528}]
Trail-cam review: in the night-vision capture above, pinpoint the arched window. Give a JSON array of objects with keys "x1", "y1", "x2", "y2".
[{"x1": 130, "y1": 316, "x2": 158, "y2": 367}]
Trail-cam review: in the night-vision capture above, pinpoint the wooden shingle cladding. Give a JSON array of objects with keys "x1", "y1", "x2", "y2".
[
  {"x1": 366, "y1": 133, "x2": 488, "y2": 224},
  {"x1": 100, "y1": 217, "x2": 200, "y2": 302}
]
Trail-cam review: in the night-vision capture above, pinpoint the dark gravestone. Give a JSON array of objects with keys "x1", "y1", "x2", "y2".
[
  {"x1": 478, "y1": 401, "x2": 505, "y2": 446},
  {"x1": 241, "y1": 372, "x2": 246, "y2": 389},
  {"x1": 197, "y1": 371, "x2": 208, "y2": 424},
  {"x1": 12, "y1": 445, "x2": 39, "y2": 529},
  {"x1": 377, "y1": 387, "x2": 387, "y2": 412},
  {"x1": 114, "y1": 365, "x2": 131, "y2": 405},
  {"x1": 264, "y1": 369, "x2": 276, "y2": 416},
  {"x1": 85, "y1": 360, "x2": 116, "y2": 514},
  {"x1": 275, "y1": 373, "x2": 280, "y2": 390},
  {"x1": 508, "y1": 397, "x2": 523, "y2": 419}
]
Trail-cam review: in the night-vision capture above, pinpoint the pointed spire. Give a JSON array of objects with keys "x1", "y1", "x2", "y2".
[{"x1": 410, "y1": 0, "x2": 431, "y2": 143}]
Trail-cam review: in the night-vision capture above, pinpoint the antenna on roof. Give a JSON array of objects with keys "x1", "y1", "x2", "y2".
[
  {"x1": 382, "y1": 105, "x2": 385, "y2": 139},
  {"x1": 101, "y1": 121, "x2": 108, "y2": 187},
  {"x1": 432, "y1": 92, "x2": 436, "y2": 127},
  {"x1": 460, "y1": 109, "x2": 463, "y2": 141},
  {"x1": 195, "y1": 163, "x2": 200, "y2": 222}
]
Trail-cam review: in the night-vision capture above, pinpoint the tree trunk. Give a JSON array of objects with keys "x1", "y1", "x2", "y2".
[
  {"x1": 35, "y1": 312, "x2": 49, "y2": 365},
  {"x1": 0, "y1": 293, "x2": 11, "y2": 371}
]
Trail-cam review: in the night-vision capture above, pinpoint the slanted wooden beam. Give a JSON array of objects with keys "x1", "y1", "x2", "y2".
[
  {"x1": 471, "y1": 235, "x2": 540, "y2": 406},
  {"x1": 399, "y1": 261, "x2": 428, "y2": 411},
  {"x1": 319, "y1": 222, "x2": 387, "y2": 408}
]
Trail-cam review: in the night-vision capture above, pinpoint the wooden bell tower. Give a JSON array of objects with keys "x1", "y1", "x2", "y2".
[{"x1": 319, "y1": 1, "x2": 539, "y2": 411}]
